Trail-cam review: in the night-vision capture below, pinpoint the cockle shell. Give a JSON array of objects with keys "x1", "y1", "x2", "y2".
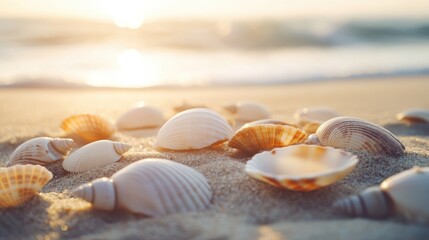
[
  {"x1": 224, "y1": 101, "x2": 270, "y2": 122},
  {"x1": 62, "y1": 140, "x2": 132, "y2": 173},
  {"x1": 116, "y1": 105, "x2": 165, "y2": 130},
  {"x1": 397, "y1": 109, "x2": 429, "y2": 123},
  {"x1": 245, "y1": 145, "x2": 358, "y2": 191},
  {"x1": 61, "y1": 114, "x2": 115, "y2": 143},
  {"x1": 228, "y1": 119, "x2": 307, "y2": 156},
  {"x1": 71, "y1": 158, "x2": 212, "y2": 217},
  {"x1": 154, "y1": 108, "x2": 233, "y2": 150},
  {"x1": 0, "y1": 164, "x2": 52, "y2": 208},
  {"x1": 305, "y1": 117, "x2": 405, "y2": 157},
  {"x1": 333, "y1": 167, "x2": 429, "y2": 224},
  {"x1": 294, "y1": 107, "x2": 340, "y2": 134},
  {"x1": 8, "y1": 137, "x2": 74, "y2": 166}
]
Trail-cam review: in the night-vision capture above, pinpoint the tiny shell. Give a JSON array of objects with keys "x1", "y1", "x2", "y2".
[
  {"x1": 228, "y1": 119, "x2": 306, "y2": 156},
  {"x1": 0, "y1": 164, "x2": 53, "y2": 208},
  {"x1": 62, "y1": 140, "x2": 132, "y2": 173},
  {"x1": 72, "y1": 158, "x2": 212, "y2": 217},
  {"x1": 8, "y1": 137, "x2": 74, "y2": 166},
  {"x1": 154, "y1": 108, "x2": 233, "y2": 150},
  {"x1": 333, "y1": 167, "x2": 429, "y2": 224},
  {"x1": 397, "y1": 109, "x2": 429, "y2": 123},
  {"x1": 61, "y1": 114, "x2": 115, "y2": 143},
  {"x1": 116, "y1": 105, "x2": 165, "y2": 130},
  {"x1": 294, "y1": 107, "x2": 340, "y2": 133},
  {"x1": 224, "y1": 101, "x2": 270, "y2": 122},
  {"x1": 245, "y1": 145, "x2": 358, "y2": 191},
  {"x1": 305, "y1": 117, "x2": 405, "y2": 157}
]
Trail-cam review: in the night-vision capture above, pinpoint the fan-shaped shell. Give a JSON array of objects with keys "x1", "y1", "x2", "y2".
[
  {"x1": 245, "y1": 145, "x2": 358, "y2": 191},
  {"x1": 294, "y1": 107, "x2": 340, "y2": 133},
  {"x1": 397, "y1": 109, "x2": 429, "y2": 123},
  {"x1": 333, "y1": 167, "x2": 429, "y2": 223},
  {"x1": 61, "y1": 114, "x2": 115, "y2": 143},
  {"x1": 62, "y1": 140, "x2": 132, "y2": 172},
  {"x1": 154, "y1": 108, "x2": 233, "y2": 150},
  {"x1": 72, "y1": 158, "x2": 212, "y2": 217},
  {"x1": 228, "y1": 119, "x2": 307, "y2": 155},
  {"x1": 0, "y1": 164, "x2": 52, "y2": 208},
  {"x1": 224, "y1": 101, "x2": 270, "y2": 122},
  {"x1": 306, "y1": 117, "x2": 405, "y2": 156},
  {"x1": 8, "y1": 137, "x2": 74, "y2": 166},
  {"x1": 116, "y1": 105, "x2": 165, "y2": 130}
]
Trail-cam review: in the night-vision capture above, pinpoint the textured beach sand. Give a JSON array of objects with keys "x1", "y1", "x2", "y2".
[{"x1": 1, "y1": 77, "x2": 429, "y2": 240}]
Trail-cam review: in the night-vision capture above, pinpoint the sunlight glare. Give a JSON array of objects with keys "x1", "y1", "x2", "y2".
[{"x1": 103, "y1": 0, "x2": 146, "y2": 29}]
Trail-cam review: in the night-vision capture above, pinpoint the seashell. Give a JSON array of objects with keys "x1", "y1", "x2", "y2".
[
  {"x1": 8, "y1": 137, "x2": 74, "y2": 166},
  {"x1": 305, "y1": 116, "x2": 405, "y2": 157},
  {"x1": 71, "y1": 158, "x2": 212, "y2": 217},
  {"x1": 245, "y1": 145, "x2": 358, "y2": 191},
  {"x1": 333, "y1": 167, "x2": 429, "y2": 224},
  {"x1": 62, "y1": 140, "x2": 132, "y2": 172},
  {"x1": 116, "y1": 104, "x2": 165, "y2": 130},
  {"x1": 294, "y1": 107, "x2": 340, "y2": 134},
  {"x1": 228, "y1": 119, "x2": 307, "y2": 156},
  {"x1": 0, "y1": 164, "x2": 53, "y2": 208},
  {"x1": 397, "y1": 108, "x2": 429, "y2": 123},
  {"x1": 61, "y1": 114, "x2": 115, "y2": 143},
  {"x1": 154, "y1": 108, "x2": 233, "y2": 150},
  {"x1": 224, "y1": 101, "x2": 270, "y2": 122}
]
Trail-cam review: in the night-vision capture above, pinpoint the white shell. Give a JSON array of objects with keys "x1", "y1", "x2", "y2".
[
  {"x1": 224, "y1": 101, "x2": 270, "y2": 122},
  {"x1": 305, "y1": 117, "x2": 405, "y2": 156},
  {"x1": 116, "y1": 104, "x2": 165, "y2": 130},
  {"x1": 397, "y1": 108, "x2": 429, "y2": 123},
  {"x1": 245, "y1": 145, "x2": 358, "y2": 191},
  {"x1": 154, "y1": 108, "x2": 233, "y2": 150},
  {"x1": 72, "y1": 159, "x2": 212, "y2": 217},
  {"x1": 294, "y1": 107, "x2": 340, "y2": 133},
  {"x1": 0, "y1": 164, "x2": 53, "y2": 208},
  {"x1": 334, "y1": 167, "x2": 429, "y2": 224},
  {"x1": 62, "y1": 140, "x2": 132, "y2": 172},
  {"x1": 8, "y1": 137, "x2": 74, "y2": 166}
]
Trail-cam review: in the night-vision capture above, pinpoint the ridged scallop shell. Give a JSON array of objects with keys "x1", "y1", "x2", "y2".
[
  {"x1": 71, "y1": 158, "x2": 212, "y2": 217},
  {"x1": 397, "y1": 109, "x2": 429, "y2": 123},
  {"x1": 0, "y1": 164, "x2": 53, "y2": 208},
  {"x1": 333, "y1": 167, "x2": 429, "y2": 224},
  {"x1": 224, "y1": 101, "x2": 270, "y2": 122},
  {"x1": 116, "y1": 105, "x2": 165, "y2": 130},
  {"x1": 305, "y1": 117, "x2": 405, "y2": 156},
  {"x1": 294, "y1": 107, "x2": 340, "y2": 134},
  {"x1": 245, "y1": 145, "x2": 358, "y2": 191},
  {"x1": 154, "y1": 108, "x2": 233, "y2": 150},
  {"x1": 8, "y1": 137, "x2": 74, "y2": 166},
  {"x1": 228, "y1": 119, "x2": 307, "y2": 155},
  {"x1": 62, "y1": 140, "x2": 132, "y2": 172},
  {"x1": 61, "y1": 114, "x2": 115, "y2": 143}
]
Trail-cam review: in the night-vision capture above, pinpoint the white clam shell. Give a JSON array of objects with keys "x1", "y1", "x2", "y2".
[
  {"x1": 306, "y1": 116, "x2": 405, "y2": 156},
  {"x1": 71, "y1": 159, "x2": 212, "y2": 217},
  {"x1": 0, "y1": 164, "x2": 53, "y2": 208},
  {"x1": 334, "y1": 167, "x2": 429, "y2": 224},
  {"x1": 245, "y1": 145, "x2": 358, "y2": 191},
  {"x1": 294, "y1": 107, "x2": 340, "y2": 133},
  {"x1": 224, "y1": 101, "x2": 270, "y2": 122},
  {"x1": 62, "y1": 140, "x2": 132, "y2": 173},
  {"x1": 397, "y1": 108, "x2": 429, "y2": 123},
  {"x1": 154, "y1": 108, "x2": 233, "y2": 150},
  {"x1": 116, "y1": 105, "x2": 165, "y2": 130},
  {"x1": 8, "y1": 137, "x2": 74, "y2": 166}
]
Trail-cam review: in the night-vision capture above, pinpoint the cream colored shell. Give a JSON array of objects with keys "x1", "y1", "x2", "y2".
[
  {"x1": 154, "y1": 108, "x2": 233, "y2": 150},
  {"x1": 8, "y1": 137, "x2": 74, "y2": 166},
  {"x1": 72, "y1": 158, "x2": 212, "y2": 217},
  {"x1": 245, "y1": 144, "x2": 358, "y2": 191},
  {"x1": 294, "y1": 107, "x2": 340, "y2": 134},
  {"x1": 397, "y1": 109, "x2": 429, "y2": 123},
  {"x1": 62, "y1": 140, "x2": 131, "y2": 173},
  {"x1": 306, "y1": 116, "x2": 405, "y2": 156},
  {"x1": 61, "y1": 114, "x2": 115, "y2": 143},
  {"x1": 334, "y1": 167, "x2": 429, "y2": 224},
  {"x1": 224, "y1": 101, "x2": 270, "y2": 122},
  {"x1": 0, "y1": 164, "x2": 52, "y2": 208},
  {"x1": 116, "y1": 105, "x2": 165, "y2": 130}
]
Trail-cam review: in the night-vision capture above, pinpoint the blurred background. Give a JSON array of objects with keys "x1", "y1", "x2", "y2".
[{"x1": 0, "y1": 0, "x2": 428, "y2": 88}]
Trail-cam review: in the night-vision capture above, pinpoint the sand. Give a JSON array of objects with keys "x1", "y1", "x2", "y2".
[{"x1": 1, "y1": 76, "x2": 429, "y2": 240}]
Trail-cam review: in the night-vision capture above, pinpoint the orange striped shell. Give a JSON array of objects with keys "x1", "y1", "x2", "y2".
[{"x1": 61, "y1": 114, "x2": 115, "y2": 143}]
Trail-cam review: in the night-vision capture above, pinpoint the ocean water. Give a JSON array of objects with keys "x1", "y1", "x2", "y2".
[{"x1": 0, "y1": 18, "x2": 428, "y2": 88}]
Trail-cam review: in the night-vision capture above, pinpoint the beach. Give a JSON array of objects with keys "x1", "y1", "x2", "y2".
[{"x1": 1, "y1": 76, "x2": 429, "y2": 240}]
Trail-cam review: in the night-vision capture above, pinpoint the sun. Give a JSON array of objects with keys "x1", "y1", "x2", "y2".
[{"x1": 103, "y1": 0, "x2": 147, "y2": 29}]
